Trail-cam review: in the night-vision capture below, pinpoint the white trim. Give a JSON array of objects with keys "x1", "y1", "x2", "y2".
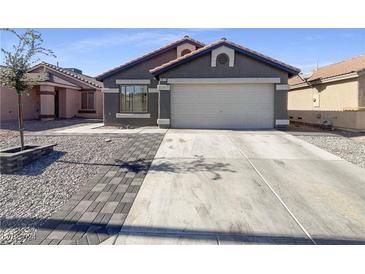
[
  {"x1": 116, "y1": 79, "x2": 151, "y2": 85},
  {"x1": 177, "y1": 43, "x2": 196, "y2": 58},
  {"x1": 167, "y1": 78, "x2": 281, "y2": 84},
  {"x1": 102, "y1": 88, "x2": 119, "y2": 93},
  {"x1": 116, "y1": 113, "x2": 151, "y2": 119},
  {"x1": 275, "y1": 119, "x2": 290, "y2": 126},
  {"x1": 275, "y1": 84, "x2": 289, "y2": 90},
  {"x1": 317, "y1": 72, "x2": 358, "y2": 84},
  {"x1": 211, "y1": 46, "x2": 235, "y2": 67},
  {"x1": 157, "y1": 119, "x2": 170, "y2": 125},
  {"x1": 148, "y1": 88, "x2": 158, "y2": 93},
  {"x1": 157, "y1": 84, "x2": 171, "y2": 90}
]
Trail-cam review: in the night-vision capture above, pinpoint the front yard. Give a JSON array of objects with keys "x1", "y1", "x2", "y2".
[
  {"x1": 288, "y1": 124, "x2": 365, "y2": 169},
  {"x1": 0, "y1": 134, "x2": 130, "y2": 244}
]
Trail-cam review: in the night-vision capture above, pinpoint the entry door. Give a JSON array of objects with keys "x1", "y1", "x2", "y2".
[{"x1": 170, "y1": 83, "x2": 274, "y2": 129}]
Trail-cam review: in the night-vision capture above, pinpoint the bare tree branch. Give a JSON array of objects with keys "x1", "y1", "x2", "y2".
[{"x1": 0, "y1": 28, "x2": 56, "y2": 149}]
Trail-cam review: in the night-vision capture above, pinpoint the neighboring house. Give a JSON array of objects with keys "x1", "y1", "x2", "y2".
[
  {"x1": 288, "y1": 55, "x2": 365, "y2": 131},
  {"x1": 1, "y1": 62, "x2": 103, "y2": 122},
  {"x1": 96, "y1": 36, "x2": 300, "y2": 129}
]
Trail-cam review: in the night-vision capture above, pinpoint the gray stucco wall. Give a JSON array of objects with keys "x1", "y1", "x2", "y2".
[
  {"x1": 102, "y1": 48, "x2": 177, "y2": 88},
  {"x1": 274, "y1": 89, "x2": 288, "y2": 125},
  {"x1": 102, "y1": 48, "x2": 178, "y2": 126},
  {"x1": 159, "y1": 90, "x2": 170, "y2": 120},
  {"x1": 159, "y1": 52, "x2": 289, "y2": 84},
  {"x1": 158, "y1": 52, "x2": 290, "y2": 127},
  {"x1": 104, "y1": 92, "x2": 158, "y2": 127}
]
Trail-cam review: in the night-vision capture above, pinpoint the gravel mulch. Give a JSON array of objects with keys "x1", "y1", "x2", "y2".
[
  {"x1": 0, "y1": 135, "x2": 130, "y2": 245},
  {"x1": 296, "y1": 134, "x2": 365, "y2": 169}
]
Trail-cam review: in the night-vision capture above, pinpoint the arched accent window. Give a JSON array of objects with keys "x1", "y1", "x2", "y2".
[
  {"x1": 181, "y1": 49, "x2": 191, "y2": 56},
  {"x1": 216, "y1": 53, "x2": 229, "y2": 65},
  {"x1": 211, "y1": 46, "x2": 235, "y2": 67}
]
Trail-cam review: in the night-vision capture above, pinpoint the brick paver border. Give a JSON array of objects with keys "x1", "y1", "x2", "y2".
[{"x1": 24, "y1": 133, "x2": 164, "y2": 245}]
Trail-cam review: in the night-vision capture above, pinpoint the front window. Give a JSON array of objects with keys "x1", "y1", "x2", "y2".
[
  {"x1": 120, "y1": 85, "x2": 148, "y2": 113},
  {"x1": 81, "y1": 91, "x2": 95, "y2": 110}
]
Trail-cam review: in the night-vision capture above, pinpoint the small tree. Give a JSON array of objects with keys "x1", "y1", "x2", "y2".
[{"x1": 0, "y1": 29, "x2": 55, "y2": 150}]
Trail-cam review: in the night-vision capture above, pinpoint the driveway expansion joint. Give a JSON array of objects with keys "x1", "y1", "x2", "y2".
[{"x1": 228, "y1": 135, "x2": 317, "y2": 245}]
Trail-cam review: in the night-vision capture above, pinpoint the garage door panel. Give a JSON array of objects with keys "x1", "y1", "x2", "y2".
[{"x1": 171, "y1": 83, "x2": 274, "y2": 129}]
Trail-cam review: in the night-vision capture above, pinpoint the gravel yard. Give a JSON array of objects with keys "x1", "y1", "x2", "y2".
[
  {"x1": 295, "y1": 134, "x2": 365, "y2": 169},
  {"x1": 0, "y1": 135, "x2": 130, "y2": 244}
]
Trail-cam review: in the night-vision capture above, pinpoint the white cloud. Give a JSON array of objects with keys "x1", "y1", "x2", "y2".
[
  {"x1": 55, "y1": 31, "x2": 187, "y2": 55},
  {"x1": 50, "y1": 30, "x2": 193, "y2": 66},
  {"x1": 303, "y1": 34, "x2": 323, "y2": 41}
]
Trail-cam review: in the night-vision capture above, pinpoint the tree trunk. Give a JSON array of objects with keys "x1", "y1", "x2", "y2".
[{"x1": 17, "y1": 93, "x2": 25, "y2": 150}]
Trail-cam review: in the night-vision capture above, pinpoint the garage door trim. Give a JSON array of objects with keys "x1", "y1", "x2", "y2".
[
  {"x1": 170, "y1": 82, "x2": 275, "y2": 129},
  {"x1": 167, "y1": 77, "x2": 281, "y2": 84}
]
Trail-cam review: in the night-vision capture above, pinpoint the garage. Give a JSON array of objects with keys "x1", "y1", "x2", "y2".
[{"x1": 171, "y1": 83, "x2": 275, "y2": 129}]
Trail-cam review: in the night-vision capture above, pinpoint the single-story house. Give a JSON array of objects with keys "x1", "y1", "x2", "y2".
[
  {"x1": 96, "y1": 36, "x2": 300, "y2": 129},
  {"x1": 1, "y1": 62, "x2": 103, "y2": 122},
  {"x1": 288, "y1": 55, "x2": 365, "y2": 131}
]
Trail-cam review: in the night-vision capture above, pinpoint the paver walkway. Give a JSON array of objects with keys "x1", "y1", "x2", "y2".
[{"x1": 25, "y1": 133, "x2": 164, "y2": 245}]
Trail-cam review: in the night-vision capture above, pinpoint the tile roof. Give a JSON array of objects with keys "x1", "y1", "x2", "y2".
[
  {"x1": 289, "y1": 54, "x2": 365, "y2": 87},
  {"x1": 288, "y1": 75, "x2": 306, "y2": 86},
  {"x1": 33, "y1": 62, "x2": 103, "y2": 88},
  {"x1": 150, "y1": 38, "x2": 300, "y2": 76},
  {"x1": 95, "y1": 36, "x2": 205, "y2": 80}
]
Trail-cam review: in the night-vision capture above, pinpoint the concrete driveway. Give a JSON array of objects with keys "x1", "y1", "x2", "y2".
[{"x1": 106, "y1": 129, "x2": 365, "y2": 244}]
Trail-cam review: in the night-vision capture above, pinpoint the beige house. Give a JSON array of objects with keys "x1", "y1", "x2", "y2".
[
  {"x1": 1, "y1": 62, "x2": 103, "y2": 122},
  {"x1": 288, "y1": 55, "x2": 365, "y2": 130}
]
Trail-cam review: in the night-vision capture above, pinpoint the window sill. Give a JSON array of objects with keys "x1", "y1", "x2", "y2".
[
  {"x1": 116, "y1": 113, "x2": 151, "y2": 119},
  {"x1": 79, "y1": 110, "x2": 96, "y2": 113}
]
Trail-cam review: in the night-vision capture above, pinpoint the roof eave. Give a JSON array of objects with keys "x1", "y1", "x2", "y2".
[
  {"x1": 96, "y1": 39, "x2": 205, "y2": 81},
  {"x1": 31, "y1": 62, "x2": 102, "y2": 89},
  {"x1": 151, "y1": 41, "x2": 300, "y2": 77}
]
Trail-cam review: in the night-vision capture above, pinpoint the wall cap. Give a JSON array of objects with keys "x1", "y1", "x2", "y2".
[
  {"x1": 157, "y1": 119, "x2": 170, "y2": 125},
  {"x1": 116, "y1": 113, "x2": 151, "y2": 119},
  {"x1": 116, "y1": 79, "x2": 151, "y2": 85},
  {"x1": 157, "y1": 84, "x2": 171, "y2": 90}
]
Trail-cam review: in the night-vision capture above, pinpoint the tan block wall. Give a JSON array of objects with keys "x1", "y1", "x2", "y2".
[
  {"x1": 1, "y1": 85, "x2": 40, "y2": 121},
  {"x1": 289, "y1": 110, "x2": 365, "y2": 130},
  {"x1": 288, "y1": 78, "x2": 359, "y2": 111}
]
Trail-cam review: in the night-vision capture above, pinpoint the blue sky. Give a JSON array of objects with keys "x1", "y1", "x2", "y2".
[{"x1": 1, "y1": 28, "x2": 364, "y2": 76}]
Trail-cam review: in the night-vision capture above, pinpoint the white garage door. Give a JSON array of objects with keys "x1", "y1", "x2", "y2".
[{"x1": 171, "y1": 83, "x2": 274, "y2": 129}]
